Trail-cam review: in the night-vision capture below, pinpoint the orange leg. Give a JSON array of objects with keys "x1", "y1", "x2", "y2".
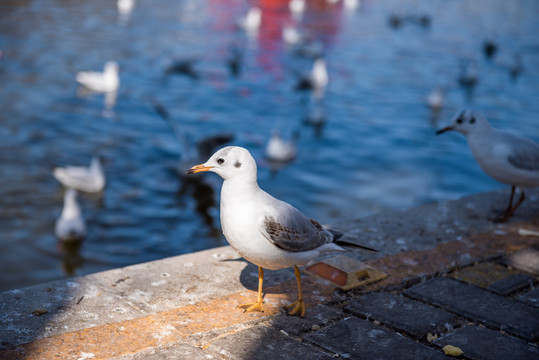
[
  {"x1": 287, "y1": 266, "x2": 306, "y2": 317},
  {"x1": 239, "y1": 266, "x2": 264, "y2": 313}
]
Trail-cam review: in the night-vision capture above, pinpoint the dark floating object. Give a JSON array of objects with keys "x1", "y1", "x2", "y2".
[
  {"x1": 165, "y1": 58, "x2": 200, "y2": 79},
  {"x1": 227, "y1": 45, "x2": 242, "y2": 77},
  {"x1": 483, "y1": 40, "x2": 498, "y2": 59}
]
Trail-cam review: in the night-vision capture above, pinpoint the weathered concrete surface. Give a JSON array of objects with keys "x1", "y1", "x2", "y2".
[{"x1": 0, "y1": 189, "x2": 538, "y2": 359}]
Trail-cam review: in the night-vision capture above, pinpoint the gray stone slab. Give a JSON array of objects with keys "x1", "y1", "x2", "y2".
[
  {"x1": 434, "y1": 326, "x2": 539, "y2": 360},
  {"x1": 267, "y1": 304, "x2": 344, "y2": 336},
  {"x1": 304, "y1": 317, "x2": 446, "y2": 360},
  {"x1": 207, "y1": 325, "x2": 334, "y2": 360},
  {"x1": 518, "y1": 287, "x2": 539, "y2": 308},
  {"x1": 110, "y1": 341, "x2": 216, "y2": 360},
  {"x1": 84, "y1": 246, "x2": 295, "y2": 314},
  {"x1": 405, "y1": 277, "x2": 539, "y2": 341},
  {"x1": 487, "y1": 273, "x2": 535, "y2": 296},
  {"x1": 0, "y1": 277, "x2": 145, "y2": 349},
  {"x1": 346, "y1": 292, "x2": 458, "y2": 339}
]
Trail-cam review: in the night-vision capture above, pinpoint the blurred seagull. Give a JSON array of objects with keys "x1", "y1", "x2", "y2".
[
  {"x1": 237, "y1": 7, "x2": 262, "y2": 33},
  {"x1": 427, "y1": 86, "x2": 444, "y2": 112},
  {"x1": 483, "y1": 40, "x2": 498, "y2": 59},
  {"x1": 55, "y1": 189, "x2": 86, "y2": 242},
  {"x1": 436, "y1": 110, "x2": 539, "y2": 222},
  {"x1": 76, "y1": 61, "x2": 119, "y2": 93},
  {"x1": 265, "y1": 130, "x2": 298, "y2": 163},
  {"x1": 165, "y1": 57, "x2": 200, "y2": 80},
  {"x1": 289, "y1": 0, "x2": 305, "y2": 15},
  {"x1": 187, "y1": 146, "x2": 376, "y2": 317},
  {"x1": 227, "y1": 45, "x2": 243, "y2": 77},
  {"x1": 509, "y1": 53, "x2": 523, "y2": 81},
  {"x1": 117, "y1": 0, "x2": 135, "y2": 15},
  {"x1": 295, "y1": 58, "x2": 328, "y2": 98},
  {"x1": 53, "y1": 157, "x2": 106, "y2": 193},
  {"x1": 149, "y1": 97, "x2": 233, "y2": 175},
  {"x1": 282, "y1": 26, "x2": 305, "y2": 46},
  {"x1": 457, "y1": 59, "x2": 478, "y2": 89}
]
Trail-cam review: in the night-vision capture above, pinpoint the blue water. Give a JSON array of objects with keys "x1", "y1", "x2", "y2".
[{"x1": 0, "y1": 0, "x2": 538, "y2": 291}]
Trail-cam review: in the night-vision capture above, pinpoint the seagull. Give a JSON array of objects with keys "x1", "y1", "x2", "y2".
[
  {"x1": 117, "y1": 0, "x2": 135, "y2": 15},
  {"x1": 289, "y1": 0, "x2": 305, "y2": 15},
  {"x1": 55, "y1": 189, "x2": 86, "y2": 242},
  {"x1": 436, "y1": 110, "x2": 539, "y2": 222},
  {"x1": 53, "y1": 157, "x2": 106, "y2": 193},
  {"x1": 265, "y1": 130, "x2": 298, "y2": 163},
  {"x1": 76, "y1": 61, "x2": 119, "y2": 93},
  {"x1": 165, "y1": 57, "x2": 200, "y2": 80},
  {"x1": 226, "y1": 45, "x2": 242, "y2": 77},
  {"x1": 457, "y1": 59, "x2": 478, "y2": 89},
  {"x1": 427, "y1": 86, "x2": 444, "y2": 112},
  {"x1": 282, "y1": 26, "x2": 305, "y2": 46},
  {"x1": 187, "y1": 146, "x2": 376, "y2": 316},
  {"x1": 237, "y1": 7, "x2": 262, "y2": 33},
  {"x1": 483, "y1": 40, "x2": 498, "y2": 59},
  {"x1": 295, "y1": 58, "x2": 328, "y2": 99}
]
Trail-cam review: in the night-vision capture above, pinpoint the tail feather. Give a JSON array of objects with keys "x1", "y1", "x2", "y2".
[
  {"x1": 335, "y1": 238, "x2": 377, "y2": 252},
  {"x1": 327, "y1": 229, "x2": 343, "y2": 241}
]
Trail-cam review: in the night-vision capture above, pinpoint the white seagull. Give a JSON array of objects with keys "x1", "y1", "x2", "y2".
[
  {"x1": 187, "y1": 146, "x2": 376, "y2": 316},
  {"x1": 55, "y1": 189, "x2": 86, "y2": 242},
  {"x1": 76, "y1": 61, "x2": 120, "y2": 93},
  {"x1": 53, "y1": 157, "x2": 106, "y2": 193},
  {"x1": 295, "y1": 58, "x2": 329, "y2": 99},
  {"x1": 237, "y1": 7, "x2": 262, "y2": 33},
  {"x1": 117, "y1": 0, "x2": 135, "y2": 15},
  {"x1": 265, "y1": 130, "x2": 298, "y2": 163},
  {"x1": 437, "y1": 110, "x2": 539, "y2": 221},
  {"x1": 427, "y1": 86, "x2": 444, "y2": 112}
]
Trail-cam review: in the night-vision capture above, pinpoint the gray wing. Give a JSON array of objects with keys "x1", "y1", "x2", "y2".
[
  {"x1": 507, "y1": 136, "x2": 539, "y2": 171},
  {"x1": 258, "y1": 202, "x2": 332, "y2": 252}
]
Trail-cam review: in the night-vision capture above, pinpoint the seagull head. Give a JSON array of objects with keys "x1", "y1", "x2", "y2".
[
  {"x1": 436, "y1": 110, "x2": 489, "y2": 136},
  {"x1": 187, "y1": 146, "x2": 257, "y2": 181}
]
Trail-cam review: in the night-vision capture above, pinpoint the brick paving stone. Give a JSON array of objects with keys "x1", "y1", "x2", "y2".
[
  {"x1": 434, "y1": 326, "x2": 539, "y2": 360},
  {"x1": 110, "y1": 341, "x2": 216, "y2": 360},
  {"x1": 267, "y1": 304, "x2": 344, "y2": 336},
  {"x1": 405, "y1": 277, "x2": 539, "y2": 341},
  {"x1": 346, "y1": 292, "x2": 458, "y2": 339},
  {"x1": 518, "y1": 287, "x2": 539, "y2": 308},
  {"x1": 207, "y1": 325, "x2": 334, "y2": 360},
  {"x1": 487, "y1": 273, "x2": 535, "y2": 296},
  {"x1": 451, "y1": 262, "x2": 517, "y2": 289},
  {"x1": 304, "y1": 317, "x2": 446, "y2": 360}
]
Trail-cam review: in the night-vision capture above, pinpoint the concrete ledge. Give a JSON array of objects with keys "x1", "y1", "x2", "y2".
[{"x1": 1, "y1": 189, "x2": 538, "y2": 359}]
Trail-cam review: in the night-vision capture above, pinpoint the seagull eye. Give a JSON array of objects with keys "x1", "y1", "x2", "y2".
[
  {"x1": 470, "y1": 117, "x2": 476, "y2": 124},
  {"x1": 217, "y1": 158, "x2": 225, "y2": 165},
  {"x1": 456, "y1": 118, "x2": 463, "y2": 124}
]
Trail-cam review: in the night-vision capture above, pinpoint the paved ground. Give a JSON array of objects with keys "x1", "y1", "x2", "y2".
[{"x1": 1, "y1": 189, "x2": 538, "y2": 359}]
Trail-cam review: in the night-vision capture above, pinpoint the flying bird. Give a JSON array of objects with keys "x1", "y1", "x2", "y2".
[
  {"x1": 436, "y1": 110, "x2": 539, "y2": 222},
  {"x1": 187, "y1": 146, "x2": 376, "y2": 316}
]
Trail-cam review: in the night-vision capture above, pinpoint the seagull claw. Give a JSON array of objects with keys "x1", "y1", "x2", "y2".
[
  {"x1": 286, "y1": 299, "x2": 305, "y2": 317},
  {"x1": 239, "y1": 301, "x2": 264, "y2": 313}
]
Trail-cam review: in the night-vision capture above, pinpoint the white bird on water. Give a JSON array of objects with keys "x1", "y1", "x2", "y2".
[
  {"x1": 237, "y1": 7, "x2": 262, "y2": 33},
  {"x1": 76, "y1": 61, "x2": 119, "y2": 93},
  {"x1": 55, "y1": 189, "x2": 86, "y2": 242},
  {"x1": 295, "y1": 58, "x2": 329, "y2": 99},
  {"x1": 187, "y1": 146, "x2": 376, "y2": 316},
  {"x1": 265, "y1": 130, "x2": 298, "y2": 163},
  {"x1": 53, "y1": 157, "x2": 106, "y2": 193},
  {"x1": 437, "y1": 110, "x2": 539, "y2": 221},
  {"x1": 427, "y1": 86, "x2": 444, "y2": 112}
]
